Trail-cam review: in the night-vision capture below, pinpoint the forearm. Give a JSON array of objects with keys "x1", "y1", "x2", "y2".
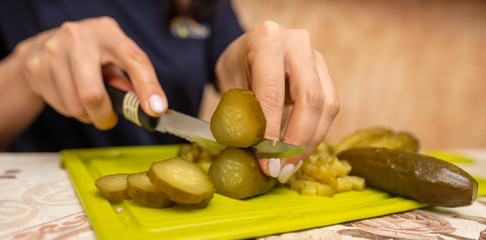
[{"x1": 0, "y1": 50, "x2": 45, "y2": 150}]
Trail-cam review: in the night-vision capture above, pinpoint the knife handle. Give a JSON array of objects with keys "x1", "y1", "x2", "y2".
[{"x1": 105, "y1": 85, "x2": 158, "y2": 131}]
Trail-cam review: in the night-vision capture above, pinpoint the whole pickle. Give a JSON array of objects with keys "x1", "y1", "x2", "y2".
[
  {"x1": 360, "y1": 132, "x2": 420, "y2": 152},
  {"x1": 210, "y1": 89, "x2": 266, "y2": 148},
  {"x1": 338, "y1": 147, "x2": 478, "y2": 207},
  {"x1": 208, "y1": 147, "x2": 276, "y2": 199},
  {"x1": 334, "y1": 127, "x2": 394, "y2": 153}
]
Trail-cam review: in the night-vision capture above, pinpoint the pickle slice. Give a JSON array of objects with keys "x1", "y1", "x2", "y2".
[
  {"x1": 338, "y1": 147, "x2": 478, "y2": 207},
  {"x1": 95, "y1": 173, "x2": 131, "y2": 201},
  {"x1": 210, "y1": 89, "x2": 266, "y2": 148},
  {"x1": 208, "y1": 147, "x2": 276, "y2": 199},
  {"x1": 147, "y1": 158, "x2": 214, "y2": 205},
  {"x1": 127, "y1": 172, "x2": 175, "y2": 208}
]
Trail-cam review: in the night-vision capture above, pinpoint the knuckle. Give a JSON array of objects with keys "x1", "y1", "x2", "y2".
[
  {"x1": 303, "y1": 87, "x2": 324, "y2": 111},
  {"x1": 126, "y1": 42, "x2": 151, "y2": 65},
  {"x1": 42, "y1": 38, "x2": 58, "y2": 55},
  {"x1": 97, "y1": 16, "x2": 118, "y2": 27},
  {"x1": 59, "y1": 21, "x2": 80, "y2": 39},
  {"x1": 251, "y1": 20, "x2": 282, "y2": 41},
  {"x1": 25, "y1": 55, "x2": 42, "y2": 77},
  {"x1": 79, "y1": 87, "x2": 105, "y2": 105},
  {"x1": 258, "y1": 84, "x2": 285, "y2": 111},
  {"x1": 325, "y1": 96, "x2": 340, "y2": 117}
]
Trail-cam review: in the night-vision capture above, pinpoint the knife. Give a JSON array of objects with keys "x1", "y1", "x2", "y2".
[{"x1": 105, "y1": 85, "x2": 307, "y2": 159}]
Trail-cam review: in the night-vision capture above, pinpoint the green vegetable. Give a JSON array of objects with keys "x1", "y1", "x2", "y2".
[
  {"x1": 208, "y1": 147, "x2": 276, "y2": 199},
  {"x1": 210, "y1": 89, "x2": 266, "y2": 148},
  {"x1": 338, "y1": 147, "x2": 478, "y2": 207}
]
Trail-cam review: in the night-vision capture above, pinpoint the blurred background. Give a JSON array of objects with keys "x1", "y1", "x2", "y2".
[{"x1": 200, "y1": 0, "x2": 486, "y2": 150}]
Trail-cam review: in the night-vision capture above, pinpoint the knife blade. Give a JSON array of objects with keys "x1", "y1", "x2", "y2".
[{"x1": 106, "y1": 85, "x2": 307, "y2": 159}]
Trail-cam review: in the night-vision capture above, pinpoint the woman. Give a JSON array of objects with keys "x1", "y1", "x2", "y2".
[{"x1": 0, "y1": 0, "x2": 339, "y2": 182}]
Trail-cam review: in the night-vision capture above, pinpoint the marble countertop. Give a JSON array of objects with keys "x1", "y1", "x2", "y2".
[{"x1": 1, "y1": 150, "x2": 485, "y2": 240}]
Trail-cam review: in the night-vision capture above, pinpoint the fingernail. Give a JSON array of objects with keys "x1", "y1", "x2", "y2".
[
  {"x1": 268, "y1": 158, "x2": 281, "y2": 178},
  {"x1": 293, "y1": 160, "x2": 303, "y2": 174},
  {"x1": 149, "y1": 95, "x2": 166, "y2": 114},
  {"x1": 278, "y1": 164, "x2": 295, "y2": 183}
]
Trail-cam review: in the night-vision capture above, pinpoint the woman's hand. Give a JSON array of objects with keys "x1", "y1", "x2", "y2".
[
  {"x1": 216, "y1": 21, "x2": 339, "y2": 183},
  {"x1": 12, "y1": 16, "x2": 167, "y2": 129}
]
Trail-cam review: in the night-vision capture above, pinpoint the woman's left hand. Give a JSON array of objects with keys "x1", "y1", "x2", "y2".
[{"x1": 215, "y1": 21, "x2": 339, "y2": 183}]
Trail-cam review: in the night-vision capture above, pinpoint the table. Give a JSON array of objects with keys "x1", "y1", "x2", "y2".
[{"x1": 1, "y1": 150, "x2": 485, "y2": 240}]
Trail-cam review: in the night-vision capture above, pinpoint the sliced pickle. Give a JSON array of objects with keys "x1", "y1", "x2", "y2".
[
  {"x1": 95, "y1": 173, "x2": 131, "y2": 201},
  {"x1": 127, "y1": 172, "x2": 175, "y2": 208},
  {"x1": 208, "y1": 147, "x2": 276, "y2": 199},
  {"x1": 147, "y1": 158, "x2": 214, "y2": 205},
  {"x1": 210, "y1": 89, "x2": 266, "y2": 148}
]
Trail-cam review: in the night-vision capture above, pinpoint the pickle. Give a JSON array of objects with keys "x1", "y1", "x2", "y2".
[
  {"x1": 95, "y1": 173, "x2": 131, "y2": 201},
  {"x1": 210, "y1": 89, "x2": 266, "y2": 148},
  {"x1": 338, "y1": 147, "x2": 478, "y2": 207},
  {"x1": 127, "y1": 172, "x2": 175, "y2": 208},
  {"x1": 361, "y1": 132, "x2": 420, "y2": 152},
  {"x1": 208, "y1": 147, "x2": 276, "y2": 199},
  {"x1": 334, "y1": 127, "x2": 394, "y2": 153},
  {"x1": 147, "y1": 158, "x2": 214, "y2": 205},
  {"x1": 334, "y1": 127, "x2": 420, "y2": 153}
]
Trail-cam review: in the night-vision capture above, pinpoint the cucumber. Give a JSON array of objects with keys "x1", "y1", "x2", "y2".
[
  {"x1": 337, "y1": 147, "x2": 478, "y2": 207},
  {"x1": 95, "y1": 173, "x2": 131, "y2": 201},
  {"x1": 208, "y1": 147, "x2": 276, "y2": 199},
  {"x1": 147, "y1": 158, "x2": 214, "y2": 205},
  {"x1": 127, "y1": 172, "x2": 175, "y2": 208},
  {"x1": 210, "y1": 89, "x2": 266, "y2": 148}
]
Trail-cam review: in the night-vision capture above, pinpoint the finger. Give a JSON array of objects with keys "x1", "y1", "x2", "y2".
[
  {"x1": 280, "y1": 32, "x2": 324, "y2": 166},
  {"x1": 95, "y1": 18, "x2": 167, "y2": 116},
  {"x1": 46, "y1": 37, "x2": 91, "y2": 123},
  {"x1": 25, "y1": 52, "x2": 69, "y2": 116},
  {"x1": 308, "y1": 51, "x2": 339, "y2": 149},
  {"x1": 249, "y1": 44, "x2": 286, "y2": 177},
  {"x1": 70, "y1": 47, "x2": 117, "y2": 130},
  {"x1": 102, "y1": 63, "x2": 134, "y2": 92}
]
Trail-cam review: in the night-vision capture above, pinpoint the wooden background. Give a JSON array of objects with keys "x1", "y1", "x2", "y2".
[{"x1": 200, "y1": 0, "x2": 486, "y2": 150}]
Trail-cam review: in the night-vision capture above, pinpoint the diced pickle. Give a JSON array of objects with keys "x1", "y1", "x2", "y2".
[
  {"x1": 95, "y1": 173, "x2": 131, "y2": 201},
  {"x1": 210, "y1": 89, "x2": 266, "y2": 148},
  {"x1": 147, "y1": 158, "x2": 214, "y2": 205},
  {"x1": 127, "y1": 172, "x2": 175, "y2": 208},
  {"x1": 208, "y1": 147, "x2": 276, "y2": 199}
]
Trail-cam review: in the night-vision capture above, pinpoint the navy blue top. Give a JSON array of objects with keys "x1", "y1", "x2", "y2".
[{"x1": 0, "y1": 0, "x2": 243, "y2": 151}]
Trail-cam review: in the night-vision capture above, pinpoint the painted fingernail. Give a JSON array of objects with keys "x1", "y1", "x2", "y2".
[
  {"x1": 278, "y1": 164, "x2": 295, "y2": 183},
  {"x1": 149, "y1": 94, "x2": 166, "y2": 114},
  {"x1": 268, "y1": 158, "x2": 281, "y2": 178}
]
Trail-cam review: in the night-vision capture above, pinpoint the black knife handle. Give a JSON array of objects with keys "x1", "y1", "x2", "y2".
[{"x1": 105, "y1": 85, "x2": 158, "y2": 131}]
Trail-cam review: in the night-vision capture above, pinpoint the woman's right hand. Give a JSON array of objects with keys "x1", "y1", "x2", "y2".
[{"x1": 12, "y1": 16, "x2": 167, "y2": 129}]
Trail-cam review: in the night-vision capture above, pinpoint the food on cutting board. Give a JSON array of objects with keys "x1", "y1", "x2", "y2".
[
  {"x1": 127, "y1": 172, "x2": 175, "y2": 208},
  {"x1": 178, "y1": 142, "x2": 222, "y2": 173},
  {"x1": 333, "y1": 127, "x2": 419, "y2": 153},
  {"x1": 338, "y1": 147, "x2": 478, "y2": 207},
  {"x1": 208, "y1": 147, "x2": 276, "y2": 199},
  {"x1": 147, "y1": 158, "x2": 214, "y2": 206},
  {"x1": 95, "y1": 86, "x2": 478, "y2": 209},
  {"x1": 210, "y1": 88, "x2": 266, "y2": 148},
  {"x1": 95, "y1": 173, "x2": 131, "y2": 201},
  {"x1": 286, "y1": 141, "x2": 365, "y2": 197}
]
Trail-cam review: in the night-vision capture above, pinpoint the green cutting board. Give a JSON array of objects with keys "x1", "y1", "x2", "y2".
[{"x1": 61, "y1": 145, "x2": 486, "y2": 240}]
